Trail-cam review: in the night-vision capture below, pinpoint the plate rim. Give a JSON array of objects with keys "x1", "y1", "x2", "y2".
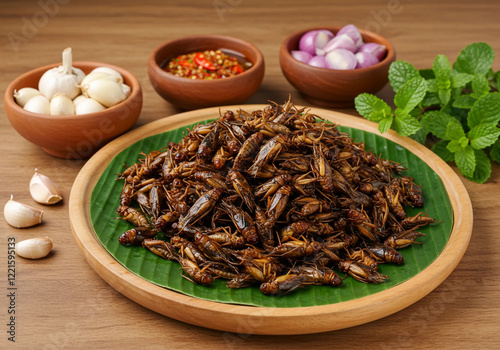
[{"x1": 69, "y1": 105, "x2": 473, "y2": 335}]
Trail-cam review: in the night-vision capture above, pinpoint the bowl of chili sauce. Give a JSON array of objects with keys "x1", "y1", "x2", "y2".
[{"x1": 148, "y1": 35, "x2": 265, "y2": 110}]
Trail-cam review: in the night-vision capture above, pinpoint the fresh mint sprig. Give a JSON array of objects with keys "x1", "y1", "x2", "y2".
[{"x1": 354, "y1": 42, "x2": 500, "y2": 183}]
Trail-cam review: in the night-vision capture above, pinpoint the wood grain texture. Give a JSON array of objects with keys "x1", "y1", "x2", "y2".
[{"x1": 0, "y1": 0, "x2": 499, "y2": 348}]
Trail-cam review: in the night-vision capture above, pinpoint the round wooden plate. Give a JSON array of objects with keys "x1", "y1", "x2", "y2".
[{"x1": 69, "y1": 105, "x2": 473, "y2": 335}]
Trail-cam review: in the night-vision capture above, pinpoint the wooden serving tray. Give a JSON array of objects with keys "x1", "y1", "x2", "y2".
[{"x1": 69, "y1": 105, "x2": 472, "y2": 335}]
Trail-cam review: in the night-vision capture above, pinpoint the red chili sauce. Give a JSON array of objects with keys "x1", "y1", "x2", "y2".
[{"x1": 163, "y1": 49, "x2": 252, "y2": 80}]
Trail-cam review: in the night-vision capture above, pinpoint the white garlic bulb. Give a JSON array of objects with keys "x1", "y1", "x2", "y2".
[
  {"x1": 16, "y1": 237, "x2": 53, "y2": 259},
  {"x1": 14, "y1": 87, "x2": 42, "y2": 107},
  {"x1": 23, "y1": 95, "x2": 50, "y2": 114},
  {"x1": 29, "y1": 170, "x2": 63, "y2": 205},
  {"x1": 49, "y1": 93, "x2": 75, "y2": 116},
  {"x1": 38, "y1": 47, "x2": 85, "y2": 100},
  {"x1": 75, "y1": 97, "x2": 106, "y2": 115},
  {"x1": 4, "y1": 195, "x2": 44, "y2": 228},
  {"x1": 81, "y1": 78, "x2": 126, "y2": 108}
]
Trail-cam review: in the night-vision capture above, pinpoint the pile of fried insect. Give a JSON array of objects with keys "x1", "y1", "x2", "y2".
[{"x1": 116, "y1": 98, "x2": 436, "y2": 296}]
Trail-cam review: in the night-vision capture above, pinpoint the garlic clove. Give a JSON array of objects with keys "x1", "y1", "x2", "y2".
[
  {"x1": 30, "y1": 170, "x2": 63, "y2": 205},
  {"x1": 75, "y1": 97, "x2": 106, "y2": 115},
  {"x1": 16, "y1": 237, "x2": 53, "y2": 259},
  {"x1": 121, "y1": 83, "x2": 131, "y2": 98},
  {"x1": 82, "y1": 78, "x2": 126, "y2": 108},
  {"x1": 4, "y1": 195, "x2": 44, "y2": 228},
  {"x1": 80, "y1": 71, "x2": 118, "y2": 87},
  {"x1": 23, "y1": 95, "x2": 50, "y2": 114},
  {"x1": 49, "y1": 93, "x2": 75, "y2": 116},
  {"x1": 89, "y1": 67, "x2": 124, "y2": 84},
  {"x1": 14, "y1": 87, "x2": 42, "y2": 107},
  {"x1": 73, "y1": 94, "x2": 88, "y2": 107}
]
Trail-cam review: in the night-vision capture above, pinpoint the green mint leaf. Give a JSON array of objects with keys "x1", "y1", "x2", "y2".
[
  {"x1": 459, "y1": 136, "x2": 470, "y2": 148},
  {"x1": 454, "y1": 42, "x2": 495, "y2": 75},
  {"x1": 468, "y1": 92, "x2": 500, "y2": 129},
  {"x1": 432, "y1": 140, "x2": 454, "y2": 162},
  {"x1": 486, "y1": 68, "x2": 496, "y2": 81},
  {"x1": 496, "y1": 71, "x2": 500, "y2": 90},
  {"x1": 468, "y1": 123, "x2": 500, "y2": 149},
  {"x1": 438, "y1": 89, "x2": 451, "y2": 105},
  {"x1": 393, "y1": 108, "x2": 422, "y2": 136},
  {"x1": 433, "y1": 55, "x2": 452, "y2": 82},
  {"x1": 354, "y1": 93, "x2": 391, "y2": 121},
  {"x1": 445, "y1": 119, "x2": 466, "y2": 140},
  {"x1": 394, "y1": 77, "x2": 427, "y2": 113},
  {"x1": 388, "y1": 61, "x2": 421, "y2": 92},
  {"x1": 354, "y1": 93, "x2": 378, "y2": 117},
  {"x1": 426, "y1": 79, "x2": 438, "y2": 93},
  {"x1": 471, "y1": 74, "x2": 490, "y2": 99},
  {"x1": 490, "y1": 140, "x2": 500, "y2": 163},
  {"x1": 421, "y1": 92, "x2": 441, "y2": 107},
  {"x1": 452, "y1": 94, "x2": 476, "y2": 109},
  {"x1": 419, "y1": 69, "x2": 435, "y2": 80},
  {"x1": 465, "y1": 149, "x2": 491, "y2": 183},
  {"x1": 378, "y1": 117, "x2": 393, "y2": 134},
  {"x1": 450, "y1": 73, "x2": 474, "y2": 88},
  {"x1": 410, "y1": 127, "x2": 428, "y2": 145},
  {"x1": 451, "y1": 87, "x2": 463, "y2": 100},
  {"x1": 369, "y1": 109, "x2": 390, "y2": 123},
  {"x1": 421, "y1": 111, "x2": 454, "y2": 139},
  {"x1": 447, "y1": 139, "x2": 463, "y2": 153},
  {"x1": 454, "y1": 145, "x2": 476, "y2": 178},
  {"x1": 443, "y1": 105, "x2": 468, "y2": 125}
]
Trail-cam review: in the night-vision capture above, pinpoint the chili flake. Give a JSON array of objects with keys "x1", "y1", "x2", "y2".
[{"x1": 164, "y1": 50, "x2": 251, "y2": 79}]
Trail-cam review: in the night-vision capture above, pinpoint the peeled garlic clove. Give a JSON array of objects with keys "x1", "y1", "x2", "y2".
[
  {"x1": 121, "y1": 83, "x2": 131, "y2": 98},
  {"x1": 73, "y1": 94, "x2": 88, "y2": 107},
  {"x1": 4, "y1": 195, "x2": 44, "y2": 228},
  {"x1": 23, "y1": 95, "x2": 50, "y2": 114},
  {"x1": 82, "y1": 78, "x2": 126, "y2": 108},
  {"x1": 90, "y1": 67, "x2": 124, "y2": 84},
  {"x1": 80, "y1": 71, "x2": 118, "y2": 87},
  {"x1": 75, "y1": 97, "x2": 106, "y2": 115},
  {"x1": 14, "y1": 87, "x2": 42, "y2": 107},
  {"x1": 30, "y1": 170, "x2": 63, "y2": 205},
  {"x1": 49, "y1": 93, "x2": 75, "y2": 116},
  {"x1": 16, "y1": 237, "x2": 53, "y2": 259}
]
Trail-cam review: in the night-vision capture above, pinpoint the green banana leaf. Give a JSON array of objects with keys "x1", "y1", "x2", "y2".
[{"x1": 90, "y1": 120, "x2": 453, "y2": 308}]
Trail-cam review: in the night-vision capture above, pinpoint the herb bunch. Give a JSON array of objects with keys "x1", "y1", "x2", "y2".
[{"x1": 355, "y1": 43, "x2": 500, "y2": 183}]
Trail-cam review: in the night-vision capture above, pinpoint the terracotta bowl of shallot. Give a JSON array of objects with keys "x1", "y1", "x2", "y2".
[
  {"x1": 4, "y1": 59, "x2": 143, "y2": 159},
  {"x1": 279, "y1": 25, "x2": 395, "y2": 108}
]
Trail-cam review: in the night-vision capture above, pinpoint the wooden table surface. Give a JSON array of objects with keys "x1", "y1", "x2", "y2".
[{"x1": 1, "y1": 0, "x2": 499, "y2": 348}]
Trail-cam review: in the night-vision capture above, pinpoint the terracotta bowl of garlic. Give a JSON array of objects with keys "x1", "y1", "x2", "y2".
[{"x1": 4, "y1": 48, "x2": 143, "y2": 159}]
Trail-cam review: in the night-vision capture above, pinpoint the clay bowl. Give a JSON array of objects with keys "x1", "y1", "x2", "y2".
[
  {"x1": 279, "y1": 26, "x2": 395, "y2": 108},
  {"x1": 4, "y1": 62, "x2": 143, "y2": 159},
  {"x1": 148, "y1": 35, "x2": 265, "y2": 110}
]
